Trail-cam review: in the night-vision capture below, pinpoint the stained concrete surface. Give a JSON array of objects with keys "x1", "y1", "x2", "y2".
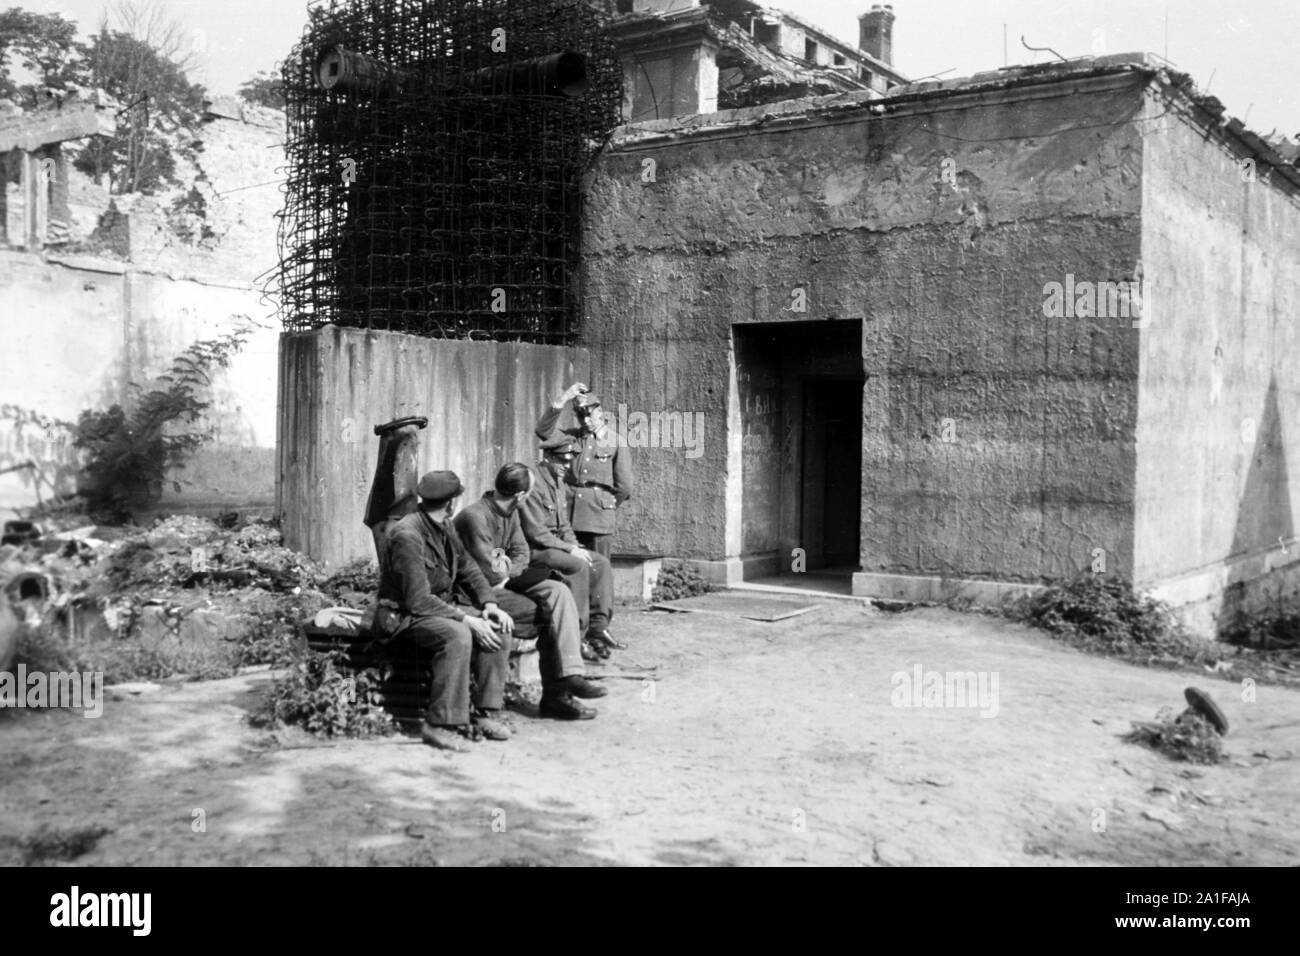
[{"x1": 2, "y1": 602, "x2": 1295, "y2": 866}]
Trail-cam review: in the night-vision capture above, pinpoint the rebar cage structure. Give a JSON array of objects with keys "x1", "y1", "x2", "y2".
[{"x1": 275, "y1": 0, "x2": 623, "y2": 345}]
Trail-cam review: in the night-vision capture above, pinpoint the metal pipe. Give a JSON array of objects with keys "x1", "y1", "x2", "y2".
[{"x1": 315, "y1": 46, "x2": 587, "y2": 98}]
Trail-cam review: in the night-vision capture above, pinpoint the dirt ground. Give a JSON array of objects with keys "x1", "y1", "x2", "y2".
[{"x1": 2, "y1": 599, "x2": 1298, "y2": 866}]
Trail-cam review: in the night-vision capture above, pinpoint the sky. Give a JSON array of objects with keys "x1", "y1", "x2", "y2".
[{"x1": 23, "y1": 0, "x2": 1300, "y2": 138}]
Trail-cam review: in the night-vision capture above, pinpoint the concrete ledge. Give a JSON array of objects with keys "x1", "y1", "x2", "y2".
[
  {"x1": 610, "y1": 554, "x2": 662, "y2": 603},
  {"x1": 686, "y1": 553, "x2": 780, "y2": 587},
  {"x1": 852, "y1": 572, "x2": 1045, "y2": 606},
  {"x1": 1145, "y1": 545, "x2": 1300, "y2": 638}
]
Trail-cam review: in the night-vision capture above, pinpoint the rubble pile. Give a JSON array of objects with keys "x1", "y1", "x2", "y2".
[{"x1": 0, "y1": 514, "x2": 379, "y2": 684}]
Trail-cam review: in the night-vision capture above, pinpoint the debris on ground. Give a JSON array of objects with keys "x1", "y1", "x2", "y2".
[
  {"x1": 0, "y1": 512, "x2": 379, "y2": 686},
  {"x1": 1124, "y1": 706, "x2": 1226, "y2": 765}
]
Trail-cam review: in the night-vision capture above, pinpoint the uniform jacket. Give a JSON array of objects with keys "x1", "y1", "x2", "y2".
[
  {"x1": 521, "y1": 463, "x2": 578, "y2": 552},
  {"x1": 535, "y1": 404, "x2": 633, "y2": 536},
  {"x1": 379, "y1": 508, "x2": 495, "y2": 624},
  {"x1": 453, "y1": 492, "x2": 530, "y2": 585}
]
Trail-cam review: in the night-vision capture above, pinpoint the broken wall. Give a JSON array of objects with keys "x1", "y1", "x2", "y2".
[
  {"x1": 581, "y1": 71, "x2": 1148, "y2": 586},
  {"x1": 277, "y1": 326, "x2": 589, "y2": 568},
  {"x1": 0, "y1": 250, "x2": 277, "y2": 514}
]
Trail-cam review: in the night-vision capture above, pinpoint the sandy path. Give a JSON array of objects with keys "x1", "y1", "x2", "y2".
[{"x1": 2, "y1": 601, "x2": 1297, "y2": 866}]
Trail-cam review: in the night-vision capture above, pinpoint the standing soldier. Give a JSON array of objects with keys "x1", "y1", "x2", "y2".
[{"x1": 535, "y1": 382, "x2": 634, "y2": 561}]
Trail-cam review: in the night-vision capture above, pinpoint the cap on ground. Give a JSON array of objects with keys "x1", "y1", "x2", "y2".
[{"x1": 417, "y1": 470, "x2": 463, "y2": 501}]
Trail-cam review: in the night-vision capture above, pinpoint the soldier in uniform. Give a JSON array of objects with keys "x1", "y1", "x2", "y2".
[
  {"x1": 377, "y1": 470, "x2": 516, "y2": 752},
  {"x1": 520, "y1": 434, "x2": 619, "y2": 660},
  {"x1": 534, "y1": 382, "x2": 634, "y2": 560}
]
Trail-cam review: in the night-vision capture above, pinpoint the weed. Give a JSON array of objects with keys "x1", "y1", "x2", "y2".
[
  {"x1": 251, "y1": 648, "x2": 394, "y2": 738},
  {"x1": 1123, "y1": 707, "x2": 1224, "y2": 765},
  {"x1": 650, "y1": 562, "x2": 713, "y2": 603},
  {"x1": 21, "y1": 825, "x2": 112, "y2": 865}
]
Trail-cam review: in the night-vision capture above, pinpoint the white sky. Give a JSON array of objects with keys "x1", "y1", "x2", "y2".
[{"x1": 25, "y1": 0, "x2": 1300, "y2": 137}]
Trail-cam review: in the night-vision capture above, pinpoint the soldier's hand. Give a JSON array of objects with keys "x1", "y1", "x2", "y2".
[
  {"x1": 556, "y1": 382, "x2": 588, "y2": 407},
  {"x1": 573, "y1": 547, "x2": 594, "y2": 566},
  {"x1": 465, "y1": 615, "x2": 502, "y2": 651}
]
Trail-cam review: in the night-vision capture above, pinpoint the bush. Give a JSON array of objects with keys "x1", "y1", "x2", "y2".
[
  {"x1": 251, "y1": 648, "x2": 394, "y2": 738},
  {"x1": 73, "y1": 328, "x2": 250, "y2": 520},
  {"x1": 650, "y1": 562, "x2": 713, "y2": 603},
  {"x1": 1009, "y1": 574, "x2": 1187, "y2": 656}
]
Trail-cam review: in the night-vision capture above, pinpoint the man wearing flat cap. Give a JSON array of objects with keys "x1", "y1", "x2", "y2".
[
  {"x1": 535, "y1": 383, "x2": 633, "y2": 651},
  {"x1": 520, "y1": 433, "x2": 618, "y2": 661},
  {"x1": 377, "y1": 469, "x2": 516, "y2": 752}
]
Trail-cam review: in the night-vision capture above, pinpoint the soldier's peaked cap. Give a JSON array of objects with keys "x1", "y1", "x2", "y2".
[
  {"x1": 417, "y1": 470, "x2": 464, "y2": 500},
  {"x1": 572, "y1": 392, "x2": 601, "y2": 412},
  {"x1": 540, "y1": 435, "x2": 578, "y2": 455}
]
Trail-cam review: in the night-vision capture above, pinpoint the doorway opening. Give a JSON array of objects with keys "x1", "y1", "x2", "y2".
[{"x1": 733, "y1": 320, "x2": 864, "y2": 590}]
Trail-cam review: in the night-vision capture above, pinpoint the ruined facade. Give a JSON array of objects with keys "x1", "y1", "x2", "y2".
[
  {"x1": 578, "y1": 54, "x2": 1300, "y2": 634},
  {"x1": 611, "y1": 1, "x2": 907, "y2": 121},
  {"x1": 0, "y1": 96, "x2": 285, "y2": 515}
]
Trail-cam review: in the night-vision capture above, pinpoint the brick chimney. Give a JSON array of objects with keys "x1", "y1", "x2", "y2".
[{"x1": 858, "y1": 5, "x2": 895, "y2": 66}]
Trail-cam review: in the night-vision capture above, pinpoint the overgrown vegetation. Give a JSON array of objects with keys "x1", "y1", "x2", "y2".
[
  {"x1": 250, "y1": 648, "x2": 394, "y2": 738},
  {"x1": 72, "y1": 327, "x2": 250, "y2": 520},
  {"x1": 650, "y1": 562, "x2": 713, "y2": 603},
  {"x1": 1006, "y1": 574, "x2": 1211, "y2": 666},
  {"x1": 17, "y1": 824, "x2": 112, "y2": 865},
  {"x1": 1123, "y1": 708, "x2": 1225, "y2": 765},
  {"x1": 238, "y1": 70, "x2": 285, "y2": 110}
]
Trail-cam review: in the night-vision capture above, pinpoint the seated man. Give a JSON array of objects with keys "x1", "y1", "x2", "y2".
[
  {"x1": 454, "y1": 463, "x2": 606, "y2": 720},
  {"x1": 378, "y1": 470, "x2": 516, "y2": 752},
  {"x1": 520, "y1": 434, "x2": 620, "y2": 660}
]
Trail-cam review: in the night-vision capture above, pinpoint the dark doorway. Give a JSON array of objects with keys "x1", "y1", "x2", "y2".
[
  {"x1": 733, "y1": 320, "x2": 864, "y2": 580},
  {"x1": 802, "y1": 379, "x2": 863, "y2": 569}
]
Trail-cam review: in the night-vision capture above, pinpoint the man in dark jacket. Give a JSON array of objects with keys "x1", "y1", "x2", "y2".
[
  {"x1": 454, "y1": 463, "x2": 606, "y2": 720},
  {"x1": 520, "y1": 435, "x2": 619, "y2": 659},
  {"x1": 378, "y1": 470, "x2": 516, "y2": 752}
]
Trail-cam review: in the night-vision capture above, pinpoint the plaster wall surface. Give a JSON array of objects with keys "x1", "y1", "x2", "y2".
[
  {"x1": 581, "y1": 76, "x2": 1148, "y2": 579},
  {"x1": 0, "y1": 251, "x2": 276, "y2": 513},
  {"x1": 277, "y1": 326, "x2": 588, "y2": 568},
  {"x1": 1136, "y1": 93, "x2": 1300, "y2": 622}
]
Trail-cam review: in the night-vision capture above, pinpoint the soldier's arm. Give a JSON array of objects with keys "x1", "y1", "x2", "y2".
[
  {"x1": 534, "y1": 403, "x2": 563, "y2": 442},
  {"x1": 390, "y1": 529, "x2": 467, "y2": 621},
  {"x1": 520, "y1": 494, "x2": 575, "y2": 552},
  {"x1": 612, "y1": 448, "x2": 634, "y2": 504}
]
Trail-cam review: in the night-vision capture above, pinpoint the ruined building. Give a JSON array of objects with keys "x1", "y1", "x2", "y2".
[
  {"x1": 611, "y1": 1, "x2": 907, "y2": 120},
  {"x1": 274, "y1": 1, "x2": 1300, "y2": 636},
  {"x1": 579, "y1": 53, "x2": 1300, "y2": 632}
]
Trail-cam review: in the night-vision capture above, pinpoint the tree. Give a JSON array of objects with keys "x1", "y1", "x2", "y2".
[
  {"x1": 0, "y1": 7, "x2": 83, "y2": 107},
  {"x1": 238, "y1": 71, "x2": 285, "y2": 111},
  {"x1": 71, "y1": 1, "x2": 206, "y2": 194}
]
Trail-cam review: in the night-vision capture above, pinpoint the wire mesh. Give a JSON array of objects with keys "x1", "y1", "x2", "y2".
[{"x1": 274, "y1": 0, "x2": 623, "y2": 345}]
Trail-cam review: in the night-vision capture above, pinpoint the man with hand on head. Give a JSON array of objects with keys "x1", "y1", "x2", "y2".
[
  {"x1": 535, "y1": 382, "x2": 633, "y2": 651},
  {"x1": 378, "y1": 470, "x2": 516, "y2": 752}
]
